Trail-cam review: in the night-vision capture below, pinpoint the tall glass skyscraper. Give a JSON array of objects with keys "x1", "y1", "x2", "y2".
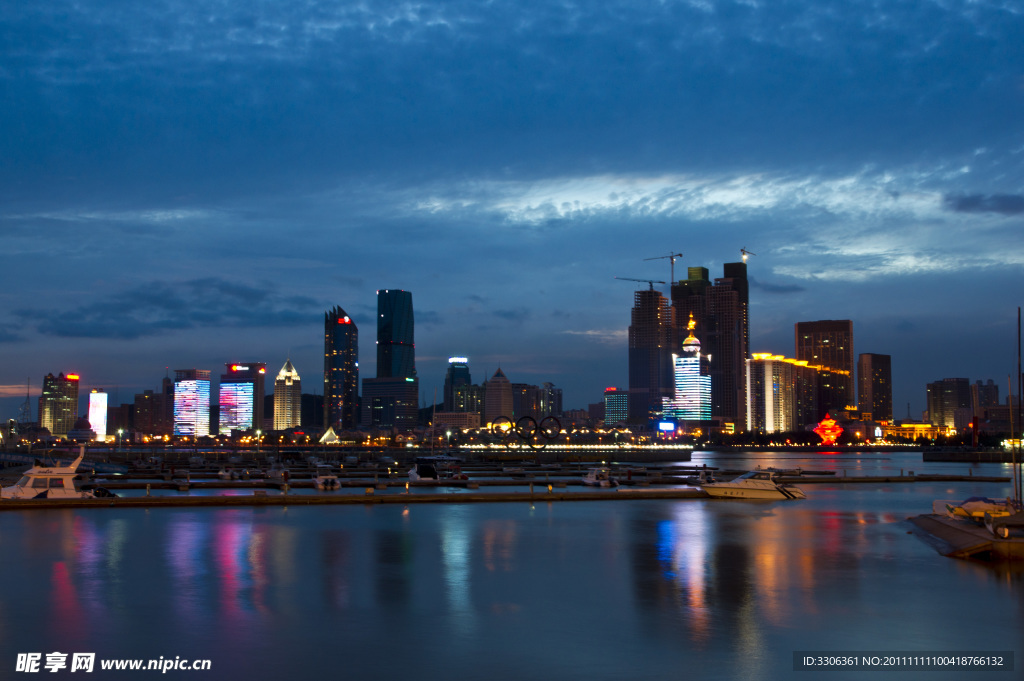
[
  {"x1": 324, "y1": 306, "x2": 359, "y2": 429},
  {"x1": 39, "y1": 372, "x2": 80, "y2": 438},
  {"x1": 218, "y1": 363, "x2": 266, "y2": 435},
  {"x1": 274, "y1": 359, "x2": 302, "y2": 431},
  {"x1": 663, "y1": 315, "x2": 711, "y2": 422},
  {"x1": 376, "y1": 289, "x2": 416, "y2": 378},
  {"x1": 443, "y1": 357, "x2": 471, "y2": 412},
  {"x1": 174, "y1": 369, "x2": 211, "y2": 437}
]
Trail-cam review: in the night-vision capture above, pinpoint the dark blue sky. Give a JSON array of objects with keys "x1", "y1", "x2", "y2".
[{"x1": 2, "y1": 0, "x2": 1023, "y2": 418}]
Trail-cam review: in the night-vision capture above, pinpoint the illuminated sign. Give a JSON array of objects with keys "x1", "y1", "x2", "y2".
[
  {"x1": 66, "y1": 374, "x2": 80, "y2": 381},
  {"x1": 448, "y1": 357, "x2": 468, "y2": 364},
  {"x1": 658, "y1": 422, "x2": 675, "y2": 432},
  {"x1": 219, "y1": 383, "x2": 255, "y2": 434},
  {"x1": 337, "y1": 316, "x2": 352, "y2": 324},
  {"x1": 88, "y1": 391, "x2": 108, "y2": 438},
  {"x1": 231, "y1": 365, "x2": 249, "y2": 371}
]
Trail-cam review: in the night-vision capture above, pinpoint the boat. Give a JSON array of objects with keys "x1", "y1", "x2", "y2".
[
  {"x1": 934, "y1": 496, "x2": 1017, "y2": 523},
  {"x1": 313, "y1": 465, "x2": 340, "y2": 490},
  {"x1": 409, "y1": 456, "x2": 467, "y2": 482},
  {"x1": 217, "y1": 467, "x2": 240, "y2": 480},
  {"x1": 700, "y1": 470, "x2": 806, "y2": 500},
  {"x1": 581, "y1": 467, "x2": 618, "y2": 488},
  {"x1": 1, "y1": 448, "x2": 117, "y2": 500},
  {"x1": 984, "y1": 508, "x2": 1024, "y2": 539}
]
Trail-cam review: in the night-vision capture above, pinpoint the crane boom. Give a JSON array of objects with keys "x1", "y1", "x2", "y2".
[
  {"x1": 643, "y1": 252, "x2": 684, "y2": 283},
  {"x1": 614, "y1": 276, "x2": 666, "y2": 291}
]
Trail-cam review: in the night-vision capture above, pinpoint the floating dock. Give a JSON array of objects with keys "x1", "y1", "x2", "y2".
[{"x1": 907, "y1": 514, "x2": 1024, "y2": 560}]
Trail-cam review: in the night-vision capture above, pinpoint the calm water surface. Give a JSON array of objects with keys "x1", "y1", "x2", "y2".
[{"x1": 0, "y1": 451, "x2": 1021, "y2": 680}]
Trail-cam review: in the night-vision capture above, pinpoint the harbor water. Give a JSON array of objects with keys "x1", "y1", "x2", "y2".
[{"x1": 0, "y1": 451, "x2": 1021, "y2": 680}]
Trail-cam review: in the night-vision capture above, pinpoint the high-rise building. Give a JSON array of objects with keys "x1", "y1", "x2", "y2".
[
  {"x1": 663, "y1": 314, "x2": 712, "y2": 423},
  {"x1": 604, "y1": 388, "x2": 629, "y2": 425},
  {"x1": 747, "y1": 356, "x2": 796, "y2": 433},
  {"x1": 857, "y1": 353, "x2": 892, "y2": 421},
  {"x1": 628, "y1": 287, "x2": 675, "y2": 424},
  {"x1": 539, "y1": 382, "x2": 563, "y2": 418},
  {"x1": 324, "y1": 306, "x2": 359, "y2": 430},
  {"x1": 671, "y1": 262, "x2": 750, "y2": 430},
  {"x1": 483, "y1": 369, "x2": 513, "y2": 425},
  {"x1": 361, "y1": 289, "x2": 418, "y2": 429},
  {"x1": 443, "y1": 357, "x2": 472, "y2": 412},
  {"x1": 973, "y1": 379, "x2": 1000, "y2": 409},
  {"x1": 174, "y1": 369, "x2": 211, "y2": 437},
  {"x1": 88, "y1": 390, "x2": 108, "y2": 439},
  {"x1": 795, "y1": 320, "x2": 854, "y2": 413},
  {"x1": 453, "y1": 383, "x2": 484, "y2": 415},
  {"x1": 219, "y1": 363, "x2": 266, "y2": 435},
  {"x1": 274, "y1": 359, "x2": 302, "y2": 431},
  {"x1": 39, "y1": 372, "x2": 80, "y2": 438},
  {"x1": 926, "y1": 378, "x2": 971, "y2": 429}
]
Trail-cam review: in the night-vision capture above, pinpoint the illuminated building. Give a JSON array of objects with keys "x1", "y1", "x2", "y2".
[
  {"x1": 857, "y1": 353, "x2": 892, "y2": 421},
  {"x1": 361, "y1": 289, "x2": 419, "y2": 429},
  {"x1": 443, "y1": 357, "x2": 472, "y2": 412},
  {"x1": 324, "y1": 306, "x2": 359, "y2": 429},
  {"x1": 483, "y1": 369, "x2": 513, "y2": 425},
  {"x1": 926, "y1": 378, "x2": 971, "y2": 429},
  {"x1": 174, "y1": 369, "x2": 211, "y2": 437},
  {"x1": 39, "y1": 372, "x2": 80, "y2": 438},
  {"x1": 453, "y1": 383, "x2": 483, "y2": 415},
  {"x1": 274, "y1": 359, "x2": 302, "y2": 430},
  {"x1": 219, "y1": 363, "x2": 266, "y2": 435},
  {"x1": 628, "y1": 287, "x2": 675, "y2": 424},
  {"x1": 88, "y1": 390, "x2": 108, "y2": 439},
  {"x1": 662, "y1": 314, "x2": 711, "y2": 422},
  {"x1": 540, "y1": 383, "x2": 563, "y2": 417},
  {"x1": 671, "y1": 262, "x2": 749, "y2": 430},
  {"x1": 795, "y1": 320, "x2": 854, "y2": 413},
  {"x1": 604, "y1": 388, "x2": 628, "y2": 425},
  {"x1": 746, "y1": 353, "x2": 847, "y2": 431}
]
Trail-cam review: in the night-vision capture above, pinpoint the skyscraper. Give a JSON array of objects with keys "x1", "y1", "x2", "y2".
[
  {"x1": 795, "y1": 320, "x2": 854, "y2": 414},
  {"x1": 627, "y1": 287, "x2": 674, "y2": 424},
  {"x1": 362, "y1": 289, "x2": 418, "y2": 429},
  {"x1": 443, "y1": 357, "x2": 471, "y2": 412},
  {"x1": 662, "y1": 314, "x2": 712, "y2": 423},
  {"x1": 274, "y1": 359, "x2": 302, "y2": 431},
  {"x1": 88, "y1": 390, "x2": 108, "y2": 439},
  {"x1": 39, "y1": 372, "x2": 79, "y2": 438},
  {"x1": 219, "y1": 363, "x2": 266, "y2": 434},
  {"x1": 174, "y1": 369, "x2": 211, "y2": 437},
  {"x1": 671, "y1": 262, "x2": 750, "y2": 429},
  {"x1": 857, "y1": 353, "x2": 892, "y2": 421},
  {"x1": 324, "y1": 306, "x2": 359, "y2": 429},
  {"x1": 926, "y1": 378, "x2": 971, "y2": 429},
  {"x1": 483, "y1": 368, "x2": 513, "y2": 425}
]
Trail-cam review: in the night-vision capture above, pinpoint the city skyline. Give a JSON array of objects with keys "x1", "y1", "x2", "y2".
[{"x1": 2, "y1": 1, "x2": 1022, "y2": 419}]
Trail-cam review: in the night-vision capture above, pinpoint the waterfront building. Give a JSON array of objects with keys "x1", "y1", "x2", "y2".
[
  {"x1": 443, "y1": 357, "x2": 472, "y2": 412},
  {"x1": 218, "y1": 363, "x2": 266, "y2": 435},
  {"x1": 453, "y1": 383, "x2": 483, "y2": 415},
  {"x1": 671, "y1": 262, "x2": 750, "y2": 430},
  {"x1": 432, "y1": 412, "x2": 482, "y2": 429},
  {"x1": 88, "y1": 390, "x2": 108, "y2": 439},
  {"x1": 795, "y1": 320, "x2": 854, "y2": 413},
  {"x1": 483, "y1": 369, "x2": 513, "y2": 425},
  {"x1": 628, "y1": 287, "x2": 675, "y2": 424},
  {"x1": 361, "y1": 377, "x2": 419, "y2": 429},
  {"x1": 273, "y1": 359, "x2": 302, "y2": 430},
  {"x1": 540, "y1": 382, "x2": 563, "y2": 417},
  {"x1": 324, "y1": 306, "x2": 360, "y2": 430},
  {"x1": 926, "y1": 377, "x2": 971, "y2": 429},
  {"x1": 972, "y1": 379, "x2": 1000, "y2": 412},
  {"x1": 857, "y1": 353, "x2": 892, "y2": 422},
  {"x1": 39, "y1": 372, "x2": 80, "y2": 438},
  {"x1": 662, "y1": 314, "x2": 712, "y2": 423},
  {"x1": 747, "y1": 355, "x2": 796, "y2": 433},
  {"x1": 604, "y1": 388, "x2": 628, "y2": 425},
  {"x1": 173, "y1": 369, "x2": 211, "y2": 437},
  {"x1": 376, "y1": 289, "x2": 416, "y2": 379}
]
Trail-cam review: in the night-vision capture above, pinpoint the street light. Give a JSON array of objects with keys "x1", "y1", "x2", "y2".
[
  {"x1": 256, "y1": 429, "x2": 262, "y2": 457},
  {"x1": 117, "y1": 428, "x2": 124, "y2": 454}
]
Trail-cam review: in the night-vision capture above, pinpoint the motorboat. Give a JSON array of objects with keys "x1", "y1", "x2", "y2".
[
  {"x1": 1, "y1": 448, "x2": 116, "y2": 500},
  {"x1": 217, "y1": 467, "x2": 240, "y2": 480},
  {"x1": 701, "y1": 470, "x2": 806, "y2": 500},
  {"x1": 935, "y1": 497, "x2": 1017, "y2": 523},
  {"x1": 313, "y1": 465, "x2": 340, "y2": 491},
  {"x1": 581, "y1": 467, "x2": 618, "y2": 488}
]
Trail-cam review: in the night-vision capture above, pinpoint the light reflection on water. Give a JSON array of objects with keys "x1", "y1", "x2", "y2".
[{"x1": 0, "y1": 453, "x2": 1021, "y2": 680}]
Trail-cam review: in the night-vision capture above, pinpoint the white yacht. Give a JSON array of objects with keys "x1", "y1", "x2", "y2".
[
  {"x1": 1, "y1": 448, "x2": 115, "y2": 500},
  {"x1": 581, "y1": 467, "x2": 618, "y2": 488},
  {"x1": 701, "y1": 470, "x2": 806, "y2": 500},
  {"x1": 313, "y1": 465, "x2": 340, "y2": 490}
]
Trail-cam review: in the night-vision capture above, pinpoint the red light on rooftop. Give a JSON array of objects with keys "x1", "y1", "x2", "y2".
[
  {"x1": 337, "y1": 316, "x2": 351, "y2": 324},
  {"x1": 66, "y1": 374, "x2": 80, "y2": 381}
]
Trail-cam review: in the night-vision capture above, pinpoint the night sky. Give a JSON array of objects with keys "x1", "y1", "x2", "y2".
[{"x1": 2, "y1": 1, "x2": 1022, "y2": 420}]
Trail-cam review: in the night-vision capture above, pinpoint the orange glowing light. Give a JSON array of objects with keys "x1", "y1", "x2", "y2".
[
  {"x1": 66, "y1": 374, "x2": 80, "y2": 381},
  {"x1": 814, "y1": 414, "x2": 843, "y2": 446}
]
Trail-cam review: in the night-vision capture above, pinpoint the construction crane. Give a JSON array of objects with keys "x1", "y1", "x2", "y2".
[
  {"x1": 644, "y1": 252, "x2": 684, "y2": 283},
  {"x1": 740, "y1": 247, "x2": 757, "y2": 262},
  {"x1": 614, "y1": 276, "x2": 666, "y2": 291}
]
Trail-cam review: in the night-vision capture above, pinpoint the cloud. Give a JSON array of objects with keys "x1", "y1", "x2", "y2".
[
  {"x1": 562, "y1": 329, "x2": 629, "y2": 345},
  {"x1": 942, "y1": 193, "x2": 1024, "y2": 215},
  {"x1": 13, "y1": 278, "x2": 322, "y2": 340},
  {"x1": 492, "y1": 308, "x2": 531, "y2": 323},
  {"x1": 749, "y1": 277, "x2": 806, "y2": 294}
]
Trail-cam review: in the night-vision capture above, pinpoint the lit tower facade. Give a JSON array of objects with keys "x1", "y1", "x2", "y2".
[
  {"x1": 39, "y1": 372, "x2": 80, "y2": 438},
  {"x1": 443, "y1": 357, "x2": 472, "y2": 412},
  {"x1": 627, "y1": 287, "x2": 675, "y2": 424},
  {"x1": 88, "y1": 390, "x2": 108, "y2": 439},
  {"x1": 274, "y1": 359, "x2": 302, "y2": 430},
  {"x1": 219, "y1": 363, "x2": 266, "y2": 434},
  {"x1": 174, "y1": 369, "x2": 211, "y2": 437},
  {"x1": 663, "y1": 314, "x2": 711, "y2": 422},
  {"x1": 324, "y1": 306, "x2": 359, "y2": 429},
  {"x1": 362, "y1": 289, "x2": 418, "y2": 429},
  {"x1": 857, "y1": 353, "x2": 892, "y2": 422},
  {"x1": 795, "y1": 320, "x2": 854, "y2": 413}
]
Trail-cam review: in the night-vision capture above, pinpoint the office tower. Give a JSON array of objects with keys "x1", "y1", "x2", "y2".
[
  {"x1": 453, "y1": 383, "x2": 484, "y2": 415},
  {"x1": 973, "y1": 379, "x2": 999, "y2": 408},
  {"x1": 671, "y1": 262, "x2": 750, "y2": 430},
  {"x1": 857, "y1": 353, "x2": 892, "y2": 421},
  {"x1": 274, "y1": 359, "x2": 302, "y2": 430},
  {"x1": 604, "y1": 388, "x2": 628, "y2": 425},
  {"x1": 483, "y1": 369, "x2": 513, "y2": 425},
  {"x1": 795, "y1": 320, "x2": 854, "y2": 414},
  {"x1": 539, "y1": 382, "x2": 562, "y2": 417},
  {"x1": 628, "y1": 287, "x2": 675, "y2": 424},
  {"x1": 926, "y1": 378, "x2": 971, "y2": 429},
  {"x1": 174, "y1": 369, "x2": 211, "y2": 437},
  {"x1": 362, "y1": 289, "x2": 419, "y2": 429},
  {"x1": 134, "y1": 390, "x2": 158, "y2": 436},
  {"x1": 324, "y1": 306, "x2": 359, "y2": 429},
  {"x1": 88, "y1": 390, "x2": 108, "y2": 439},
  {"x1": 443, "y1": 357, "x2": 472, "y2": 412},
  {"x1": 39, "y1": 372, "x2": 79, "y2": 438},
  {"x1": 376, "y1": 289, "x2": 416, "y2": 379},
  {"x1": 747, "y1": 356, "x2": 796, "y2": 433},
  {"x1": 219, "y1": 363, "x2": 266, "y2": 435},
  {"x1": 663, "y1": 315, "x2": 712, "y2": 422}
]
